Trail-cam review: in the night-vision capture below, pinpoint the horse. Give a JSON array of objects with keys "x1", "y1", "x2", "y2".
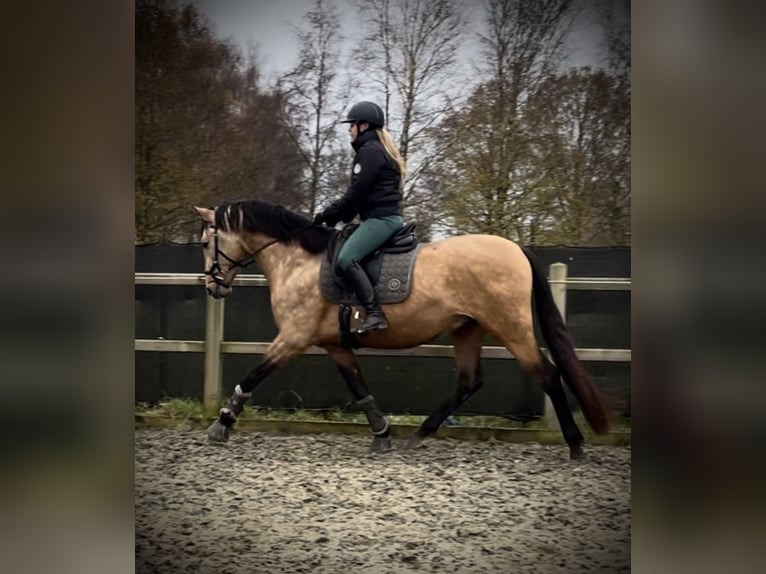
[{"x1": 193, "y1": 200, "x2": 610, "y2": 459}]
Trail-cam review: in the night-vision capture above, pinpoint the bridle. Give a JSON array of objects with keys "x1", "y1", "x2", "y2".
[
  {"x1": 204, "y1": 225, "x2": 254, "y2": 288},
  {"x1": 204, "y1": 221, "x2": 316, "y2": 289}
]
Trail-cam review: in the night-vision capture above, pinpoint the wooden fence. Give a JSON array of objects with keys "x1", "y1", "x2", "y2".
[{"x1": 135, "y1": 264, "x2": 631, "y2": 420}]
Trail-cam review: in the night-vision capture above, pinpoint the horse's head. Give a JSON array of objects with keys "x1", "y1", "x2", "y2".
[{"x1": 193, "y1": 206, "x2": 252, "y2": 299}]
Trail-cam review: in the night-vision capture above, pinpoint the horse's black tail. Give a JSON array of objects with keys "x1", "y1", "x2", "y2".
[{"x1": 521, "y1": 247, "x2": 610, "y2": 435}]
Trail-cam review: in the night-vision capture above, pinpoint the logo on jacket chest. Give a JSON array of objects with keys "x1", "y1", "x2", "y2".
[{"x1": 353, "y1": 163, "x2": 362, "y2": 174}]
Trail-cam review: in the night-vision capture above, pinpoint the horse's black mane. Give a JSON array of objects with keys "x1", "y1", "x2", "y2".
[{"x1": 214, "y1": 200, "x2": 333, "y2": 254}]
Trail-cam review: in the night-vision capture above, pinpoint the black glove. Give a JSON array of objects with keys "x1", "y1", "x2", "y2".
[{"x1": 315, "y1": 205, "x2": 341, "y2": 227}]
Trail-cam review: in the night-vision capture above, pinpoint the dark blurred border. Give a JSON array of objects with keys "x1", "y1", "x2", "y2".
[
  {"x1": 634, "y1": 1, "x2": 766, "y2": 572},
  {"x1": 0, "y1": 1, "x2": 134, "y2": 572}
]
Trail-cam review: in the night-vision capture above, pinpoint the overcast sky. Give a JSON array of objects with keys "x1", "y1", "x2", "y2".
[
  {"x1": 192, "y1": 0, "x2": 621, "y2": 86},
  {"x1": 193, "y1": 0, "x2": 334, "y2": 83}
]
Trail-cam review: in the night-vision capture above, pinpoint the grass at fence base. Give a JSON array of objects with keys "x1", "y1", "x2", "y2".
[{"x1": 136, "y1": 398, "x2": 630, "y2": 446}]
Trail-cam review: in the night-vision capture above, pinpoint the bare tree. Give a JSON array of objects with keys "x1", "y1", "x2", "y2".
[
  {"x1": 135, "y1": 0, "x2": 304, "y2": 242},
  {"x1": 524, "y1": 67, "x2": 630, "y2": 245},
  {"x1": 355, "y1": 0, "x2": 468, "y2": 237},
  {"x1": 135, "y1": 0, "x2": 243, "y2": 242},
  {"x1": 434, "y1": 0, "x2": 579, "y2": 242},
  {"x1": 279, "y1": 0, "x2": 348, "y2": 216},
  {"x1": 433, "y1": 0, "x2": 631, "y2": 246},
  {"x1": 593, "y1": 0, "x2": 630, "y2": 78}
]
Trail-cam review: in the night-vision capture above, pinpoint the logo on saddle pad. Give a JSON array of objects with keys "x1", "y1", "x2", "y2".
[{"x1": 319, "y1": 223, "x2": 420, "y2": 306}]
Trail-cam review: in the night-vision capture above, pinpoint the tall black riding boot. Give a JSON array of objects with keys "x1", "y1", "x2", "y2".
[{"x1": 342, "y1": 260, "x2": 388, "y2": 334}]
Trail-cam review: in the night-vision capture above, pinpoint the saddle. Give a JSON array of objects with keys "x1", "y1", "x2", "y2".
[{"x1": 319, "y1": 221, "x2": 421, "y2": 306}]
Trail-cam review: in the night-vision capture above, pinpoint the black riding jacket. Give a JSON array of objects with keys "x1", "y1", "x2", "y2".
[{"x1": 327, "y1": 129, "x2": 402, "y2": 222}]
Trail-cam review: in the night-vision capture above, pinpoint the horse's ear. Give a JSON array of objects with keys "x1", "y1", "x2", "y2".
[{"x1": 193, "y1": 206, "x2": 215, "y2": 224}]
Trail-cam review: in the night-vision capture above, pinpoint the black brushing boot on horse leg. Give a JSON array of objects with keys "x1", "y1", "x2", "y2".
[
  {"x1": 207, "y1": 359, "x2": 278, "y2": 443},
  {"x1": 356, "y1": 395, "x2": 392, "y2": 452},
  {"x1": 328, "y1": 346, "x2": 392, "y2": 453},
  {"x1": 342, "y1": 260, "x2": 388, "y2": 334}
]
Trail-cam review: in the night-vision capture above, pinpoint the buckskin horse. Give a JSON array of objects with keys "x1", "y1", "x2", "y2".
[{"x1": 194, "y1": 200, "x2": 610, "y2": 459}]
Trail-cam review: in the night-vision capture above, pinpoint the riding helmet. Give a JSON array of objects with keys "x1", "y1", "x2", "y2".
[{"x1": 341, "y1": 101, "x2": 385, "y2": 128}]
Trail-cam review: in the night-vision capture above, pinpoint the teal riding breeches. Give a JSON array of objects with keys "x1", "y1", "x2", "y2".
[{"x1": 336, "y1": 215, "x2": 404, "y2": 272}]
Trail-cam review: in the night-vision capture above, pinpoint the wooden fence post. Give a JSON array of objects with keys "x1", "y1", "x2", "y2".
[
  {"x1": 544, "y1": 262, "x2": 568, "y2": 430},
  {"x1": 203, "y1": 297, "x2": 225, "y2": 416}
]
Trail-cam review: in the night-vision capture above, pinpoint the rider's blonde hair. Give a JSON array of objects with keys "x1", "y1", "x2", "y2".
[{"x1": 375, "y1": 128, "x2": 407, "y2": 189}]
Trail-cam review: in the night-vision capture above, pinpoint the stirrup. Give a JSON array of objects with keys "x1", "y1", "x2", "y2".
[{"x1": 355, "y1": 315, "x2": 388, "y2": 334}]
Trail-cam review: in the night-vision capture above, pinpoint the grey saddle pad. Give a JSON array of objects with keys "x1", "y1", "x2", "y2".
[{"x1": 319, "y1": 244, "x2": 423, "y2": 305}]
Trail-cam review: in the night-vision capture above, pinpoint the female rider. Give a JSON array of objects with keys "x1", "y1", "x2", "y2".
[{"x1": 314, "y1": 101, "x2": 407, "y2": 334}]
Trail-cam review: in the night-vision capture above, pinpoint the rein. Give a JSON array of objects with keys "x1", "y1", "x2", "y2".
[{"x1": 206, "y1": 221, "x2": 316, "y2": 288}]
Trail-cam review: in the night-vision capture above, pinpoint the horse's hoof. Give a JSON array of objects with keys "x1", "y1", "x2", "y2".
[
  {"x1": 569, "y1": 444, "x2": 584, "y2": 460},
  {"x1": 406, "y1": 434, "x2": 426, "y2": 450},
  {"x1": 207, "y1": 420, "x2": 231, "y2": 443},
  {"x1": 371, "y1": 435, "x2": 392, "y2": 453}
]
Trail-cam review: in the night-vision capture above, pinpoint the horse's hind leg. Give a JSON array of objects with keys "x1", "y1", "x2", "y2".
[
  {"x1": 502, "y1": 332, "x2": 585, "y2": 459},
  {"x1": 540, "y1": 357, "x2": 586, "y2": 459},
  {"x1": 407, "y1": 319, "x2": 485, "y2": 449},
  {"x1": 326, "y1": 346, "x2": 392, "y2": 453}
]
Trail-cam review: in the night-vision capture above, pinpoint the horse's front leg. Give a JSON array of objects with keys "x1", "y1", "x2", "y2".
[
  {"x1": 325, "y1": 346, "x2": 392, "y2": 453},
  {"x1": 207, "y1": 335, "x2": 304, "y2": 443}
]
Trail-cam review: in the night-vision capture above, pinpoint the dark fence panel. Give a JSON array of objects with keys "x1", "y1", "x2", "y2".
[
  {"x1": 136, "y1": 351, "x2": 205, "y2": 404},
  {"x1": 221, "y1": 354, "x2": 543, "y2": 419},
  {"x1": 567, "y1": 290, "x2": 631, "y2": 349},
  {"x1": 135, "y1": 243, "x2": 206, "y2": 273},
  {"x1": 530, "y1": 246, "x2": 630, "y2": 277},
  {"x1": 135, "y1": 244, "x2": 630, "y2": 419},
  {"x1": 135, "y1": 351, "x2": 544, "y2": 419}
]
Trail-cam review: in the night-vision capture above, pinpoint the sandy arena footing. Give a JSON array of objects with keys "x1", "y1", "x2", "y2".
[{"x1": 135, "y1": 428, "x2": 630, "y2": 573}]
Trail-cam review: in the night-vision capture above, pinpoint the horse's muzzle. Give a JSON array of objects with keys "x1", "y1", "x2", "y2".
[{"x1": 207, "y1": 284, "x2": 230, "y2": 299}]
